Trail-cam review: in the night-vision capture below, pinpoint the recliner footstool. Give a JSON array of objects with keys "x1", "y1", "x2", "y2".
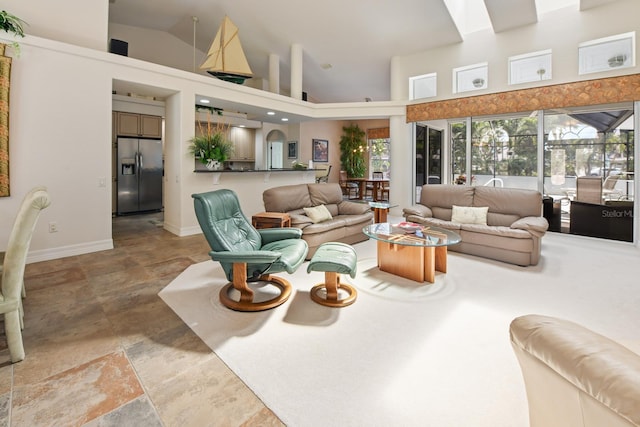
[{"x1": 307, "y1": 242, "x2": 357, "y2": 307}]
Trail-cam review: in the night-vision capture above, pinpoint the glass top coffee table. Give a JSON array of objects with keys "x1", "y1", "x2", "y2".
[{"x1": 362, "y1": 223, "x2": 461, "y2": 283}]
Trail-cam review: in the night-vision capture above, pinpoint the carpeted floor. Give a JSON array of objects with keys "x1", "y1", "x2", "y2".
[{"x1": 159, "y1": 230, "x2": 640, "y2": 427}]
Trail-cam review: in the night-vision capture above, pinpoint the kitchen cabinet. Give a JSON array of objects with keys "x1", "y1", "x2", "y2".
[
  {"x1": 116, "y1": 112, "x2": 162, "y2": 138},
  {"x1": 229, "y1": 127, "x2": 255, "y2": 161}
]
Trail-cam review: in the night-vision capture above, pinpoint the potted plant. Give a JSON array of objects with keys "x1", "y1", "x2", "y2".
[
  {"x1": 0, "y1": 10, "x2": 27, "y2": 55},
  {"x1": 339, "y1": 124, "x2": 367, "y2": 178},
  {"x1": 291, "y1": 160, "x2": 307, "y2": 170},
  {"x1": 188, "y1": 118, "x2": 233, "y2": 170}
]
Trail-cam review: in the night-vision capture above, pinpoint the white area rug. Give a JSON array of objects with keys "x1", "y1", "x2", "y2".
[{"x1": 159, "y1": 232, "x2": 640, "y2": 427}]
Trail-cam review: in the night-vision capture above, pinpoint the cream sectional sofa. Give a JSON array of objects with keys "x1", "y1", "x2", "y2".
[
  {"x1": 262, "y1": 183, "x2": 374, "y2": 259},
  {"x1": 403, "y1": 184, "x2": 548, "y2": 266},
  {"x1": 510, "y1": 314, "x2": 640, "y2": 427}
]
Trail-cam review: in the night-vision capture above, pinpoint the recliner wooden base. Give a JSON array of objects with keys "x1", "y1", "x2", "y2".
[{"x1": 219, "y1": 263, "x2": 292, "y2": 312}]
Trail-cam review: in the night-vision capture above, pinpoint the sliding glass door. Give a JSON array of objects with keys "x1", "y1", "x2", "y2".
[
  {"x1": 435, "y1": 103, "x2": 635, "y2": 241},
  {"x1": 543, "y1": 104, "x2": 634, "y2": 241},
  {"x1": 448, "y1": 115, "x2": 538, "y2": 189},
  {"x1": 415, "y1": 124, "x2": 442, "y2": 186}
]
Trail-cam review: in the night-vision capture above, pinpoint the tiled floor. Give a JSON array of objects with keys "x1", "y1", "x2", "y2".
[{"x1": 0, "y1": 212, "x2": 284, "y2": 427}]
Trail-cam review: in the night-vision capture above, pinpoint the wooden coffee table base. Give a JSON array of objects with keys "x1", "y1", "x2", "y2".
[{"x1": 377, "y1": 241, "x2": 448, "y2": 283}]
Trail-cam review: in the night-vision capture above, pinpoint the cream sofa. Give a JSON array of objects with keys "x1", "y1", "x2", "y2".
[
  {"x1": 262, "y1": 183, "x2": 373, "y2": 259},
  {"x1": 510, "y1": 314, "x2": 640, "y2": 427},
  {"x1": 403, "y1": 185, "x2": 548, "y2": 266}
]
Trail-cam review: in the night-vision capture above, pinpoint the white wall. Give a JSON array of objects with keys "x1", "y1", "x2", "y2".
[
  {"x1": 388, "y1": 0, "x2": 640, "y2": 220},
  {"x1": 0, "y1": 0, "x2": 108, "y2": 51},
  {"x1": 0, "y1": 33, "x2": 401, "y2": 262},
  {"x1": 394, "y1": 0, "x2": 640, "y2": 103},
  {"x1": 109, "y1": 23, "x2": 208, "y2": 77},
  {"x1": 2, "y1": 37, "x2": 114, "y2": 260}
]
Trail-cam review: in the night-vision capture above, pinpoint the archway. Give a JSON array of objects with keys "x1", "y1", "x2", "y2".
[{"x1": 266, "y1": 130, "x2": 287, "y2": 169}]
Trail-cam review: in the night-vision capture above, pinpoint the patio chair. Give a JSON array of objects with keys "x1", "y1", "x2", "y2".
[
  {"x1": 575, "y1": 176, "x2": 602, "y2": 204},
  {"x1": 602, "y1": 174, "x2": 622, "y2": 200}
]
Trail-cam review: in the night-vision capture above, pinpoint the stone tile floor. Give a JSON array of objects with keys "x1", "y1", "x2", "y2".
[{"x1": 0, "y1": 212, "x2": 283, "y2": 426}]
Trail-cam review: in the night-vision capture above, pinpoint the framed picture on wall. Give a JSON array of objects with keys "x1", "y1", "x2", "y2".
[
  {"x1": 287, "y1": 141, "x2": 298, "y2": 159},
  {"x1": 312, "y1": 139, "x2": 329, "y2": 162}
]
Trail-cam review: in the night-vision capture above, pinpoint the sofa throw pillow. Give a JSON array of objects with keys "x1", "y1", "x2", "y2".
[
  {"x1": 451, "y1": 205, "x2": 489, "y2": 225},
  {"x1": 303, "y1": 204, "x2": 333, "y2": 223}
]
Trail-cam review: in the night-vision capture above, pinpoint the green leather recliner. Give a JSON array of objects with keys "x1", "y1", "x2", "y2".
[{"x1": 192, "y1": 189, "x2": 308, "y2": 311}]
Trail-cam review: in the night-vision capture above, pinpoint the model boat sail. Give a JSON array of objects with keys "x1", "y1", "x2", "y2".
[{"x1": 200, "y1": 16, "x2": 253, "y2": 84}]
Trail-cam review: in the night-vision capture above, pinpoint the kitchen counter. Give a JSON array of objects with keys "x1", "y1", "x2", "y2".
[
  {"x1": 190, "y1": 168, "x2": 318, "y2": 219},
  {"x1": 193, "y1": 168, "x2": 322, "y2": 173}
]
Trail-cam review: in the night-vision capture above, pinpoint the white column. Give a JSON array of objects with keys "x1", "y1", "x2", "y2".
[
  {"x1": 269, "y1": 54, "x2": 280, "y2": 95},
  {"x1": 290, "y1": 43, "x2": 303, "y2": 100},
  {"x1": 390, "y1": 55, "x2": 405, "y2": 102}
]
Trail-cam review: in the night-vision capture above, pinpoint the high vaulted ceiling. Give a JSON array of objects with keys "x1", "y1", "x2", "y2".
[{"x1": 108, "y1": 0, "x2": 619, "y2": 104}]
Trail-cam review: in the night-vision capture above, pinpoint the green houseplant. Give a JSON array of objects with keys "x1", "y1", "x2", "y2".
[
  {"x1": 339, "y1": 124, "x2": 367, "y2": 178},
  {"x1": 0, "y1": 10, "x2": 27, "y2": 55},
  {"x1": 188, "y1": 118, "x2": 233, "y2": 170}
]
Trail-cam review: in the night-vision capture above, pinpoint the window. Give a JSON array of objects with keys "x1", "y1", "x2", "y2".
[
  {"x1": 543, "y1": 106, "x2": 634, "y2": 196},
  {"x1": 415, "y1": 125, "x2": 442, "y2": 186},
  {"x1": 450, "y1": 121, "x2": 467, "y2": 185},
  {"x1": 449, "y1": 115, "x2": 538, "y2": 188},
  {"x1": 471, "y1": 116, "x2": 538, "y2": 188},
  {"x1": 442, "y1": 103, "x2": 635, "y2": 242},
  {"x1": 369, "y1": 138, "x2": 390, "y2": 178}
]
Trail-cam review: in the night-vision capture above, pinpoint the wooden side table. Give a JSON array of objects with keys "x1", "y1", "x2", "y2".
[{"x1": 251, "y1": 212, "x2": 292, "y2": 229}]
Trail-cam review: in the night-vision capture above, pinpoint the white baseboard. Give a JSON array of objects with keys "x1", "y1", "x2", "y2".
[
  {"x1": 163, "y1": 222, "x2": 202, "y2": 237},
  {"x1": 26, "y1": 239, "x2": 114, "y2": 264}
]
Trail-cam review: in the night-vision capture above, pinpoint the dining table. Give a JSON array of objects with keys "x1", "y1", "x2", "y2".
[{"x1": 346, "y1": 177, "x2": 390, "y2": 201}]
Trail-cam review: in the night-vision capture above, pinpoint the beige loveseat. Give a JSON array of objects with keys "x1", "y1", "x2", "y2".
[
  {"x1": 403, "y1": 185, "x2": 548, "y2": 266},
  {"x1": 510, "y1": 314, "x2": 640, "y2": 427},
  {"x1": 262, "y1": 183, "x2": 373, "y2": 259}
]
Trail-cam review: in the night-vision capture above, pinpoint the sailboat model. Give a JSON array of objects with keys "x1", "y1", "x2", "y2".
[{"x1": 200, "y1": 16, "x2": 253, "y2": 84}]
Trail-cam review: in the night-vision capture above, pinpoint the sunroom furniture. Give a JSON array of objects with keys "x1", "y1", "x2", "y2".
[
  {"x1": 192, "y1": 189, "x2": 308, "y2": 312},
  {"x1": 569, "y1": 199, "x2": 633, "y2": 242},
  {"x1": 603, "y1": 174, "x2": 623, "y2": 200},
  {"x1": 510, "y1": 314, "x2": 640, "y2": 427},
  {"x1": 262, "y1": 183, "x2": 373, "y2": 259},
  {"x1": 403, "y1": 184, "x2": 548, "y2": 266},
  {"x1": 576, "y1": 176, "x2": 602, "y2": 204},
  {"x1": 1, "y1": 187, "x2": 51, "y2": 362}
]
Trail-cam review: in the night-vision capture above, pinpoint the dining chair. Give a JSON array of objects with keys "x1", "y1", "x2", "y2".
[
  {"x1": 1, "y1": 187, "x2": 51, "y2": 362},
  {"x1": 339, "y1": 170, "x2": 359, "y2": 199},
  {"x1": 371, "y1": 171, "x2": 390, "y2": 201},
  {"x1": 379, "y1": 179, "x2": 390, "y2": 201},
  {"x1": 0, "y1": 186, "x2": 47, "y2": 300},
  {"x1": 364, "y1": 172, "x2": 382, "y2": 200},
  {"x1": 315, "y1": 164, "x2": 332, "y2": 183}
]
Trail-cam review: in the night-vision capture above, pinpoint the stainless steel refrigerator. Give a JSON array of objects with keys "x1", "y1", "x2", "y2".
[{"x1": 117, "y1": 137, "x2": 163, "y2": 214}]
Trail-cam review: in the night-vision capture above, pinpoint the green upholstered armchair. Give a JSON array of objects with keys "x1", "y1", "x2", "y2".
[{"x1": 192, "y1": 189, "x2": 309, "y2": 311}]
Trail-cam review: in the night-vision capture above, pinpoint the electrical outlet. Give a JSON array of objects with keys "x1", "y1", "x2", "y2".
[{"x1": 49, "y1": 222, "x2": 58, "y2": 233}]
